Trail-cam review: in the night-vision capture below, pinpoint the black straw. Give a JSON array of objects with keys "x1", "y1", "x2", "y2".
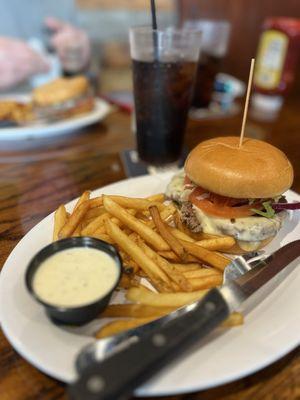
[
  {"x1": 150, "y1": 0, "x2": 159, "y2": 61},
  {"x1": 150, "y1": 0, "x2": 158, "y2": 30}
]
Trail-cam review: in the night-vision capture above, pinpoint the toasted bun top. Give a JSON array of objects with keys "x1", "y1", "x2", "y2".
[
  {"x1": 184, "y1": 136, "x2": 294, "y2": 198},
  {"x1": 32, "y1": 76, "x2": 89, "y2": 106}
]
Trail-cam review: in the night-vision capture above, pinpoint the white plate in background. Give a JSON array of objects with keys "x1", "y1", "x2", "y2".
[{"x1": 0, "y1": 96, "x2": 111, "y2": 140}]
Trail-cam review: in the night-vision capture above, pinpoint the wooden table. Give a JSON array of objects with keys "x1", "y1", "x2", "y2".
[{"x1": 0, "y1": 98, "x2": 299, "y2": 400}]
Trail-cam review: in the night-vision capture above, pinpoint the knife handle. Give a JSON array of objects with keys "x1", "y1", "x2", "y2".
[{"x1": 69, "y1": 288, "x2": 230, "y2": 400}]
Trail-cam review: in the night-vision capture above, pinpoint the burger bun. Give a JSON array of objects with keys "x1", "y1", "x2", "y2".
[{"x1": 185, "y1": 137, "x2": 293, "y2": 199}]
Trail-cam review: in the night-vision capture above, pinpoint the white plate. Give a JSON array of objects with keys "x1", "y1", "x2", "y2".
[
  {"x1": 0, "y1": 173, "x2": 299, "y2": 397},
  {"x1": 0, "y1": 96, "x2": 111, "y2": 140}
]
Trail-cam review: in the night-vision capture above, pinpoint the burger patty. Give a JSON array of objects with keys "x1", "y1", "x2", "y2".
[
  {"x1": 181, "y1": 201, "x2": 286, "y2": 241},
  {"x1": 181, "y1": 202, "x2": 203, "y2": 233}
]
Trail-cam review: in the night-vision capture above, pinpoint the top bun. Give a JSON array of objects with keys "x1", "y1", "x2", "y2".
[
  {"x1": 184, "y1": 136, "x2": 294, "y2": 199},
  {"x1": 33, "y1": 76, "x2": 89, "y2": 106}
]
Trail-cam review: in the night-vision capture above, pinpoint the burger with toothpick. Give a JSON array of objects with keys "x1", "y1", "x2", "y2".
[
  {"x1": 166, "y1": 136, "x2": 296, "y2": 253},
  {"x1": 166, "y1": 59, "x2": 298, "y2": 253}
]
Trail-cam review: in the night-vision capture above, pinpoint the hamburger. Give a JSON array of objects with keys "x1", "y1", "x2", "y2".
[
  {"x1": 32, "y1": 76, "x2": 94, "y2": 119},
  {"x1": 166, "y1": 137, "x2": 295, "y2": 254}
]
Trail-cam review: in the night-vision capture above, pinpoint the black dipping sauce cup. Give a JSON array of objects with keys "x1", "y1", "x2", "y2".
[{"x1": 25, "y1": 237, "x2": 122, "y2": 325}]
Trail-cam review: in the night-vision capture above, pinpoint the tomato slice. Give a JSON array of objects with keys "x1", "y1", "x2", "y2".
[
  {"x1": 189, "y1": 188, "x2": 261, "y2": 218},
  {"x1": 184, "y1": 175, "x2": 193, "y2": 185},
  {"x1": 188, "y1": 186, "x2": 207, "y2": 197},
  {"x1": 209, "y1": 192, "x2": 242, "y2": 207}
]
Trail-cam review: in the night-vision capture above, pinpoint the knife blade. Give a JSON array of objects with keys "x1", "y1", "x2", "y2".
[{"x1": 69, "y1": 240, "x2": 300, "y2": 400}]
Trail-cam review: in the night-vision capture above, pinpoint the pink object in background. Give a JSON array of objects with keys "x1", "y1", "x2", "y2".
[
  {"x1": 0, "y1": 38, "x2": 49, "y2": 91},
  {"x1": 45, "y1": 16, "x2": 91, "y2": 75}
]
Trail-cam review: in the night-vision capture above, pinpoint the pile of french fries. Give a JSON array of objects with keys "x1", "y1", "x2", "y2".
[{"x1": 53, "y1": 191, "x2": 243, "y2": 338}]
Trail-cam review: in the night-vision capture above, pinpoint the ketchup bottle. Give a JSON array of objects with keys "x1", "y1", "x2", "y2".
[{"x1": 251, "y1": 17, "x2": 300, "y2": 120}]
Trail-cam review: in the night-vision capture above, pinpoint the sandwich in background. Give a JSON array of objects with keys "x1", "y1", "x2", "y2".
[
  {"x1": 32, "y1": 75, "x2": 94, "y2": 120},
  {"x1": 0, "y1": 75, "x2": 95, "y2": 127}
]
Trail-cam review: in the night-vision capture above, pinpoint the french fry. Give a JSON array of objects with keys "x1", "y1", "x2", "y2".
[
  {"x1": 92, "y1": 231, "x2": 114, "y2": 244},
  {"x1": 120, "y1": 251, "x2": 140, "y2": 274},
  {"x1": 96, "y1": 310, "x2": 243, "y2": 338},
  {"x1": 187, "y1": 275, "x2": 223, "y2": 290},
  {"x1": 194, "y1": 232, "x2": 221, "y2": 240},
  {"x1": 95, "y1": 317, "x2": 157, "y2": 339},
  {"x1": 180, "y1": 240, "x2": 230, "y2": 271},
  {"x1": 139, "y1": 241, "x2": 193, "y2": 292},
  {"x1": 172, "y1": 263, "x2": 202, "y2": 272},
  {"x1": 81, "y1": 217, "x2": 95, "y2": 229},
  {"x1": 175, "y1": 228, "x2": 220, "y2": 242},
  {"x1": 146, "y1": 193, "x2": 165, "y2": 203},
  {"x1": 74, "y1": 190, "x2": 90, "y2": 211},
  {"x1": 98, "y1": 309, "x2": 242, "y2": 337},
  {"x1": 59, "y1": 201, "x2": 90, "y2": 238},
  {"x1": 147, "y1": 205, "x2": 177, "y2": 229},
  {"x1": 103, "y1": 196, "x2": 169, "y2": 251},
  {"x1": 158, "y1": 251, "x2": 181, "y2": 262},
  {"x1": 135, "y1": 211, "x2": 150, "y2": 222},
  {"x1": 100, "y1": 304, "x2": 175, "y2": 318},
  {"x1": 84, "y1": 212, "x2": 125, "y2": 236},
  {"x1": 118, "y1": 274, "x2": 142, "y2": 289},
  {"x1": 196, "y1": 237, "x2": 236, "y2": 251},
  {"x1": 158, "y1": 251, "x2": 198, "y2": 263},
  {"x1": 110, "y1": 195, "x2": 165, "y2": 210},
  {"x1": 183, "y1": 268, "x2": 222, "y2": 279},
  {"x1": 105, "y1": 219, "x2": 171, "y2": 285},
  {"x1": 88, "y1": 195, "x2": 151, "y2": 211},
  {"x1": 128, "y1": 231, "x2": 139, "y2": 242},
  {"x1": 81, "y1": 213, "x2": 109, "y2": 236},
  {"x1": 146, "y1": 277, "x2": 174, "y2": 293},
  {"x1": 102, "y1": 195, "x2": 165, "y2": 211},
  {"x1": 119, "y1": 250, "x2": 131, "y2": 263},
  {"x1": 53, "y1": 205, "x2": 68, "y2": 241},
  {"x1": 118, "y1": 274, "x2": 133, "y2": 289},
  {"x1": 170, "y1": 227, "x2": 195, "y2": 243},
  {"x1": 85, "y1": 206, "x2": 106, "y2": 220},
  {"x1": 86, "y1": 197, "x2": 103, "y2": 209},
  {"x1": 126, "y1": 286, "x2": 208, "y2": 307},
  {"x1": 161, "y1": 203, "x2": 177, "y2": 216},
  {"x1": 93, "y1": 225, "x2": 107, "y2": 235},
  {"x1": 222, "y1": 312, "x2": 244, "y2": 327},
  {"x1": 137, "y1": 283, "x2": 155, "y2": 292},
  {"x1": 150, "y1": 206, "x2": 188, "y2": 261},
  {"x1": 174, "y1": 210, "x2": 185, "y2": 231},
  {"x1": 72, "y1": 223, "x2": 82, "y2": 237}
]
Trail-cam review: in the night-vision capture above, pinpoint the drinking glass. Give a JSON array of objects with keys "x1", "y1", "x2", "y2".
[
  {"x1": 184, "y1": 19, "x2": 231, "y2": 108},
  {"x1": 129, "y1": 27, "x2": 201, "y2": 165}
]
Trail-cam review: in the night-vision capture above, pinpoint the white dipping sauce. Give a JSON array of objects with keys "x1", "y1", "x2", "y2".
[{"x1": 33, "y1": 247, "x2": 119, "y2": 308}]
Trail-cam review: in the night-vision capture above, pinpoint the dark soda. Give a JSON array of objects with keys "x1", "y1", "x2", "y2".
[
  {"x1": 132, "y1": 59, "x2": 197, "y2": 165},
  {"x1": 192, "y1": 53, "x2": 222, "y2": 108}
]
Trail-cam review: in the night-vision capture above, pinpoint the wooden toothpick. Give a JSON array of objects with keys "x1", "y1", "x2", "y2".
[{"x1": 239, "y1": 58, "x2": 255, "y2": 148}]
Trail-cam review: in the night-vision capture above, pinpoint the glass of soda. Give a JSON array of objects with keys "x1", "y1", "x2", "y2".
[
  {"x1": 129, "y1": 27, "x2": 201, "y2": 165},
  {"x1": 184, "y1": 19, "x2": 231, "y2": 109}
]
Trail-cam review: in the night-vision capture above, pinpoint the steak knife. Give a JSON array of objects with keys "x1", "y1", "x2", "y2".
[{"x1": 69, "y1": 240, "x2": 300, "y2": 400}]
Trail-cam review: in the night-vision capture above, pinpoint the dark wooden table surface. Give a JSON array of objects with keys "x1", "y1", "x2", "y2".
[{"x1": 0, "y1": 97, "x2": 299, "y2": 400}]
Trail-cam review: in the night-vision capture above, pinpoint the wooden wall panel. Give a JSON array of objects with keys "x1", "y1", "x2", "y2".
[{"x1": 178, "y1": 0, "x2": 300, "y2": 88}]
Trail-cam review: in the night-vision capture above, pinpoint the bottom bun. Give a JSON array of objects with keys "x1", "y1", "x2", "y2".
[
  {"x1": 222, "y1": 236, "x2": 275, "y2": 255},
  {"x1": 61, "y1": 96, "x2": 95, "y2": 119},
  {"x1": 35, "y1": 96, "x2": 95, "y2": 121}
]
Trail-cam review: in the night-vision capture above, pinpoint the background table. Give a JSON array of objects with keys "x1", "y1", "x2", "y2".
[{"x1": 0, "y1": 97, "x2": 299, "y2": 399}]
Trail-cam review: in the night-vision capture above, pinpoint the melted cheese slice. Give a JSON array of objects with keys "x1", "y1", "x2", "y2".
[{"x1": 193, "y1": 206, "x2": 285, "y2": 242}]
